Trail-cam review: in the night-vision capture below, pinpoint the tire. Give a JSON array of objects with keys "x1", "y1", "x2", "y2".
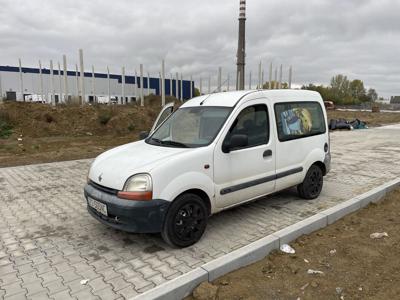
[
  {"x1": 161, "y1": 193, "x2": 208, "y2": 248},
  {"x1": 297, "y1": 164, "x2": 323, "y2": 200}
]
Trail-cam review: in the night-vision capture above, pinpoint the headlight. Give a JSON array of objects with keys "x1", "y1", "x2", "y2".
[{"x1": 118, "y1": 174, "x2": 153, "y2": 201}]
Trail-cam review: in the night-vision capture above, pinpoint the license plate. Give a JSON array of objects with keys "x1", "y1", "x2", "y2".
[{"x1": 88, "y1": 197, "x2": 108, "y2": 216}]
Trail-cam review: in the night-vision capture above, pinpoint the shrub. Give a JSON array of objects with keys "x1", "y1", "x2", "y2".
[
  {"x1": 127, "y1": 123, "x2": 136, "y2": 132},
  {"x1": 0, "y1": 111, "x2": 13, "y2": 139},
  {"x1": 43, "y1": 113, "x2": 55, "y2": 123},
  {"x1": 98, "y1": 111, "x2": 113, "y2": 125}
]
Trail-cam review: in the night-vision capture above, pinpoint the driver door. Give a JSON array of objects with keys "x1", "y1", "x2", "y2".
[
  {"x1": 150, "y1": 102, "x2": 175, "y2": 134},
  {"x1": 214, "y1": 99, "x2": 276, "y2": 209}
]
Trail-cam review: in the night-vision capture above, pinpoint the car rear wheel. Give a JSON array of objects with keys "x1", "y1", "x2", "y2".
[
  {"x1": 297, "y1": 164, "x2": 323, "y2": 200},
  {"x1": 161, "y1": 193, "x2": 208, "y2": 248}
]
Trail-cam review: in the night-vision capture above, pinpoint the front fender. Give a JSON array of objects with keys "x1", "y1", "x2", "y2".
[
  {"x1": 158, "y1": 171, "x2": 215, "y2": 210},
  {"x1": 303, "y1": 147, "x2": 326, "y2": 177}
]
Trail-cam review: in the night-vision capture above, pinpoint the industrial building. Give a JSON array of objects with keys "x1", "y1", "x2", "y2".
[{"x1": 0, "y1": 65, "x2": 194, "y2": 104}]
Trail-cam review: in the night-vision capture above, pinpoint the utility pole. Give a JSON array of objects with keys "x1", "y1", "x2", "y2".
[
  {"x1": 274, "y1": 67, "x2": 278, "y2": 89},
  {"x1": 63, "y1": 55, "x2": 68, "y2": 102},
  {"x1": 18, "y1": 58, "x2": 24, "y2": 101},
  {"x1": 135, "y1": 70, "x2": 138, "y2": 100},
  {"x1": 236, "y1": 0, "x2": 246, "y2": 90},
  {"x1": 279, "y1": 64, "x2": 283, "y2": 89},
  {"x1": 58, "y1": 62, "x2": 62, "y2": 103},
  {"x1": 227, "y1": 73, "x2": 230, "y2": 91},
  {"x1": 258, "y1": 61, "x2": 262, "y2": 89},
  {"x1": 288, "y1": 66, "x2": 293, "y2": 89}
]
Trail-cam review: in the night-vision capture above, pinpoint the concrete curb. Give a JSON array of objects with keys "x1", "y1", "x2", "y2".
[{"x1": 133, "y1": 179, "x2": 400, "y2": 300}]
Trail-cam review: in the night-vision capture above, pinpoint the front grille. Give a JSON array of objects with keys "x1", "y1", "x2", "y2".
[{"x1": 89, "y1": 180, "x2": 118, "y2": 195}]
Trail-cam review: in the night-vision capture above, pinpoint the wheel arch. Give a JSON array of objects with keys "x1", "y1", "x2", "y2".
[{"x1": 174, "y1": 188, "x2": 212, "y2": 216}]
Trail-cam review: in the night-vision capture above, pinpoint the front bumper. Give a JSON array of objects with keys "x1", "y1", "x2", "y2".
[{"x1": 84, "y1": 183, "x2": 170, "y2": 233}]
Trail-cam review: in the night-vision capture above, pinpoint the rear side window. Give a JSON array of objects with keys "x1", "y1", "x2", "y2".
[{"x1": 274, "y1": 102, "x2": 326, "y2": 142}]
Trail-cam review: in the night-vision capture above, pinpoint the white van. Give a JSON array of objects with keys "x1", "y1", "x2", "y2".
[{"x1": 85, "y1": 90, "x2": 331, "y2": 247}]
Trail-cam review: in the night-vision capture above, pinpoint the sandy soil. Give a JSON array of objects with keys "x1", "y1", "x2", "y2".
[
  {"x1": 188, "y1": 188, "x2": 400, "y2": 300},
  {"x1": 1, "y1": 103, "x2": 400, "y2": 167}
]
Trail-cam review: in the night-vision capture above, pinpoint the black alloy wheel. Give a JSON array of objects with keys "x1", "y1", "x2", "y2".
[
  {"x1": 297, "y1": 165, "x2": 323, "y2": 200},
  {"x1": 162, "y1": 193, "x2": 208, "y2": 248}
]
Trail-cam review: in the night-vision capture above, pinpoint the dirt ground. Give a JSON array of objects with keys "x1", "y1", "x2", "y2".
[
  {"x1": 188, "y1": 188, "x2": 400, "y2": 300},
  {"x1": 1, "y1": 101, "x2": 400, "y2": 167}
]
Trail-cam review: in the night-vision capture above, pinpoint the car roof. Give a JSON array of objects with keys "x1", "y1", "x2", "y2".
[{"x1": 180, "y1": 89, "x2": 321, "y2": 108}]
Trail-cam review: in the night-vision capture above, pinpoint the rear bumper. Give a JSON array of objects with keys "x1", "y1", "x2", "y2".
[
  {"x1": 84, "y1": 184, "x2": 170, "y2": 233},
  {"x1": 324, "y1": 152, "x2": 331, "y2": 174}
]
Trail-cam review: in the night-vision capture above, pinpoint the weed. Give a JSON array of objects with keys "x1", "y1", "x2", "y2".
[{"x1": 98, "y1": 111, "x2": 113, "y2": 125}]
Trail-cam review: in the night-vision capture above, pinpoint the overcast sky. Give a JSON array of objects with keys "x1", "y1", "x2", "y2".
[{"x1": 0, "y1": 0, "x2": 399, "y2": 97}]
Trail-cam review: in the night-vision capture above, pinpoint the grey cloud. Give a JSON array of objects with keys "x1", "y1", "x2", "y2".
[{"x1": 0, "y1": 0, "x2": 399, "y2": 97}]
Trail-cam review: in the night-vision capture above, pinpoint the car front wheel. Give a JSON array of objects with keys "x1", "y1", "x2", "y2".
[
  {"x1": 161, "y1": 193, "x2": 208, "y2": 248},
  {"x1": 297, "y1": 164, "x2": 323, "y2": 200}
]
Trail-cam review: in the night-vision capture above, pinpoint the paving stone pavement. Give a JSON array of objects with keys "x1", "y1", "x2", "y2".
[{"x1": 1, "y1": 125, "x2": 400, "y2": 299}]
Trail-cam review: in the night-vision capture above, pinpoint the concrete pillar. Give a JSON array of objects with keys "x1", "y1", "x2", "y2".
[
  {"x1": 279, "y1": 64, "x2": 283, "y2": 89},
  {"x1": 147, "y1": 72, "x2": 150, "y2": 97},
  {"x1": 91, "y1": 65, "x2": 96, "y2": 103},
  {"x1": 288, "y1": 66, "x2": 293, "y2": 89},
  {"x1": 75, "y1": 64, "x2": 80, "y2": 98},
  {"x1": 121, "y1": 67, "x2": 125, "y2": 105},
  {"x1": 50, "y1": 60, "x2": 55, "y2": 106},
  {"x1": 135, "y1": 70, "x2": 138, "y2": 100},
  {"x1": 180, "y1": 73, "x2": 183, "y2": 101},
  {"x1": 159, "y1": 72, "x2": 162, "y2": 98},
  {"x1": 107, "y1": 66, "x2": 111, "y2": 103},
  {"x1": 274, "y1": 67, "x2": 278, "y2": 89},
  {"x1": 58, "y1": 62, "x2": 62, "y2": 103},
  {"x1": 261, "y1": 70, "x2": 264, "y2": 89},
  {"x1": 269, "y1": 62, "x2": 273, "y2": 90},
  {"x1": 217, "y1": 67, "x2": 222, "y2": 92},
  {"x1": 176, "y1": 72, "x2": 179, "y2": 99},
  {"x1": 18, "y1": 58, "x2": 24, "y2": 101},
  {"x1": 170, "y1": 73, "x2": 173, "y2": 96},
  {"x1": 258, "y1": 61, "x2": 262, "y2": 89},
  {"x1": 39, "y1": 60, "x2": 44, "y2": 102},
  {"x1": 79, "y1": 49, "x2": 85, "y2": 105},
  {"x1": 190, "y1": 75, "x2": 193, "y2": 98},
  {"x1": 140, "y1": 64, "x2": 144, "y2": 106},
  {"x1": 208, "y1": 75, "x2": 211, "y2": 94},
  {"x1": 248, "y1": 71, "x2": 252, "y2": 89},
  {"x1": 199, "y1": 77, "x2": 203, "y2": 95},
  {"x1": 0, "y1": 71, "x2": 3, "y2": 100},
  {"x1": 62, "y1": 55, "x2": 68, "y2": 102},
  {"x1": 161, "y1": 60, "x2": 165, "y2": 106}
]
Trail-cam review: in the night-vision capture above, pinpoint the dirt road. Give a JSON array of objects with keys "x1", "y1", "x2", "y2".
[{"x1": 189, "y1": 189, "x2": 400, "y2": 300}]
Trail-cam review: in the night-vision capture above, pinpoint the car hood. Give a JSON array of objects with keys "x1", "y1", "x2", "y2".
[{"x1": 88, "y1": 140, "x2": 189, "y2": 190}]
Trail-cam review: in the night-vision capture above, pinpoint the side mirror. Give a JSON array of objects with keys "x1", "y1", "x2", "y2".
[
  {"x1": 139, "y1": 131, "x2": 149, "y2": 140},
  {"x1": 222, "y1": 134, "x2": 248, "y2": 153}
]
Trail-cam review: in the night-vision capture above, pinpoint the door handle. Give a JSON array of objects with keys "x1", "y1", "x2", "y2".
[{"x1": 263, "y1": 150, "x2": 272, "y2": 157}]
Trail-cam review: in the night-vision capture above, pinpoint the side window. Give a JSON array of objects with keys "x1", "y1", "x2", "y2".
[
  {"x1": 225, "y1": 104, "x2": 269, "y2": 150},
  {"x1": 274, "y1": 102, "x2": 326, "y2": 142}
]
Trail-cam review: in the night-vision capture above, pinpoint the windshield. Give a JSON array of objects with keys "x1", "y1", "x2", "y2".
[{"x1": 147, "y1": 106, "x2": 232, "y2": 148}]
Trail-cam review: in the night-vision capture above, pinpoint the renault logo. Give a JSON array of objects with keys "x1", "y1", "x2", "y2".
[{"x1": 98, "y1": 173, "x2": 103, "y2": 182}]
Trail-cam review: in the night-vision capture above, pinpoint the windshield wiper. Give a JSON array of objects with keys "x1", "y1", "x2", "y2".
[
  {"x1": 160, "y1": 140, "x2": 189, "y2": 148},
  {"x1": 149, "y1": 137, "x2": 189, "y2": 148}
]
